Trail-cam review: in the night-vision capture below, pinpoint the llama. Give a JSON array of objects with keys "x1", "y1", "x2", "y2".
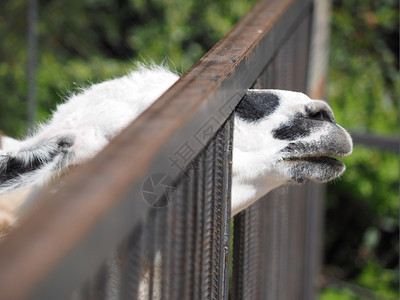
[
  {"x1": 0, "y1": 65, "x2": 352, "y2": 299},
  {"x1": 0, "y1": 65, "x2": 352, "y2": 229}
]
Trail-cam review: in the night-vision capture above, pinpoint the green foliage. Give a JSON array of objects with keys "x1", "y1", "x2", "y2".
[
  {"x1": 357, "y1": 260, "x2": 399, "y2": 299},
  {"x1": 328, "y1": 0, "x2": 399, "y2": 134},
  {"x1": 337, "y1": 147, "x2": 399, "y2": 218},
  {"x1": 0, "y1": 60, "x2": 27, "y2": 137},
  {"x1": 321, "y1": 0, "x2": 399, "y2": 298},
  {"x1": 320, "y1": 259, "x2": 399, "y2": 300},
  {"x1": 320, "y1": 288, "x2": 369, "y2": 300},
  {"x1": 35, "y1": 55, "x2": 130, "y2": 124}
]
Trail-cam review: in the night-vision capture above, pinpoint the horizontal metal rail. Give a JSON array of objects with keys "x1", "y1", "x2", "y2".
[
  {"x1": 350, "y1": 132, "x2": 399, "y2": 152},
  {"x1": 0, "y1": 0, "x2": 316, "y2": 299}
]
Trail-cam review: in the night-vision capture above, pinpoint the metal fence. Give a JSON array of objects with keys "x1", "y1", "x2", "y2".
[{"x1": 0, "y1": 0, "x2": 326, "y2": 299}]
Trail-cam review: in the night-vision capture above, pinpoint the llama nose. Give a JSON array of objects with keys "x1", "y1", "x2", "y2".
[
  {"x1": 327, "y1": 124, "x2": 353, "y2": 157},
  {"x1": 306, "y1": 101, "x2": 336, "y2": 124}
]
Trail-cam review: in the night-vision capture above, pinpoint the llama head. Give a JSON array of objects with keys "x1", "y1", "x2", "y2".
[{"x1": 231, "y1": 89, "x2": 353, "y2": 215}]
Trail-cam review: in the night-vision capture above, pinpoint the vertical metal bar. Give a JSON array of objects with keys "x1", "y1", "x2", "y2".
[
  {"x1": 192, "y1": 152, "x2": 205, "y2": 300},
  {"x1": 151, "y1": 206, "x2": 168, "y2": 299},
  {"x1": 232, "y1": 212, "x2": 245, "y2": 300},
  {"x1": 200, "y1": 136, "x2": 215, "y2": 300},
  {"x1": 77, "y1": 265, "x2": 107, "y2": 300},
  {"x1": 147, "y1": 210, "x2": 157, "y2": 300},
  {"x1": 302, "y1": 183, "x2": 325, "y2": 299},
  {"x1": 293, "y1": 4, "x2": 313, "y2": 93},
  {"x1": 160, "y1": 201, "x2": 173, "y2": 300},
  {"x1": 168, "y1": 176, "x2": 188, "y2": 300},
  {"x1": 182, "y1": 167, "x2": 196, "y2": 300},
  {"x1": 211, "y1": 113, "x2": 233, "y2": 300},
  {"x1": 246, "y1": 205, "x2": 262, "y2": 299},
  {"x1": 119, "y1": 221, "x2": 146, "y2": 299},
  {"x1": 219, "y1": 115, "x2": 233, "y2": 300},
  {"x1": 286, "y1": 188, "x2": 304, "y2": 299},
  {"x1": 259, "y1": 195, "x2": 273, "y2": 300}
]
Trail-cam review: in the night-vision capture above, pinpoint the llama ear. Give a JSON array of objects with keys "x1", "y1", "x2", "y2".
[{"x1": 0, "y1": 134, "x2": 75, "y2": 193}]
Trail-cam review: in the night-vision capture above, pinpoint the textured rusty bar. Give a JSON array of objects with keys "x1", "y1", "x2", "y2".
[
  {"x1": 182, "y1": 167, "x2": 196, "y2": 300},
  {"x1": 119, "y1": 222, "x2": 146, "y2": 299},
  {"x1": 192, "y1": 151, "x2": 205, "y2": 299},
  {"x1": 218, "y1": 114, "x2": 233, "y2": 300},
  {"x1": 160, "y1": 201, "x2": 172, "y2": 300},
  {"x1": 168, "y1": 174, "x2": 187, "y2": 300},
  {"x1": 199, "y1": 138, "x2": 215, "y2": 300},
  {"x1": 350, "y1": 132, "x2": 399, "y2": 151},
  {"x1": 211, "y1": 113, "x2": 233, "y2": 300}
]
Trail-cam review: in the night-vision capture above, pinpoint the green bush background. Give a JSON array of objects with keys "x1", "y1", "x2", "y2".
[
  {"x1": 321, "y1": 0, "x2": 398, "y2": 299},
  {"x1": 0, "y1": 0, "x2": 398, "y2": 298}
]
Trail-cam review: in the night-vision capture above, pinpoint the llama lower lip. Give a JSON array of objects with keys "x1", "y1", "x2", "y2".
[{"x1": 285, "y1": 156, "x2": 346, "y2": 183}]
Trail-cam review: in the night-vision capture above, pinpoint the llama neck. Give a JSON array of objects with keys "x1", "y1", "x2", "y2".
[{"x1": 231, "y1": 177, "x2": 282, "y2": 216}]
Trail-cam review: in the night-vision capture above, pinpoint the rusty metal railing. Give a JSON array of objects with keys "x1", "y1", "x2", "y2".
[{"x1": 0, "y1": 0, "x2": 324, "y2": 299}]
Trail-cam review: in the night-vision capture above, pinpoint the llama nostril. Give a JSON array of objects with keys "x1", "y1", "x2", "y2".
[
  {"x1": 309, "y1": 110, "x2": 335, "y2": 123},
  {"x1": 309, "y1": 111, "x2": 325, "y2": 120}
]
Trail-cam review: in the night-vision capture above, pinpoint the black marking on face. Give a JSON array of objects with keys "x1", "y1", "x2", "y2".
[
  {"x1": 235, "y1": 90, "x2": 280, "y2": 122},
  {"x1": 272, "y1": 113, "x2": 315, "y2": 141}
]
